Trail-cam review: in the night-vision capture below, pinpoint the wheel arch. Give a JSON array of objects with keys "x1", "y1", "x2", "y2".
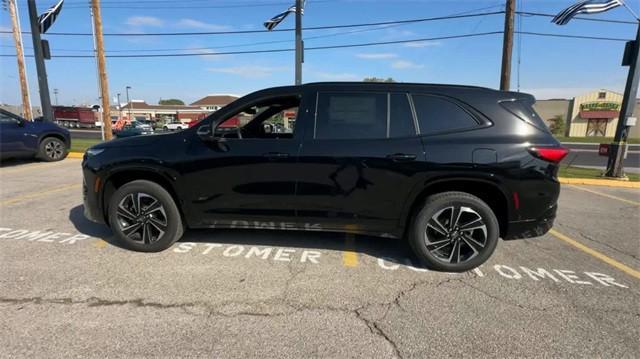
[
  {"x1": 402, "y1": 177, "x2": 511, "y2": 239},
  {"x1": 39, "y1": 132, "x2": 70, "y2": 147},
  {"x1": 101, "y1": 168, "x2": 185, "y2": 225}
]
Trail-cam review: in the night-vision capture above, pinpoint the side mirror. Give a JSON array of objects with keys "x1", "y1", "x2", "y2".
[{"x1": 197, "y1": 124, "x2": 224, "y2": 143}]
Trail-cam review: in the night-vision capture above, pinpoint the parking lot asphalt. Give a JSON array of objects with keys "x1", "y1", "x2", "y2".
[{"x1": 0, "y1": 159, "x2": 638, "y2": 358}]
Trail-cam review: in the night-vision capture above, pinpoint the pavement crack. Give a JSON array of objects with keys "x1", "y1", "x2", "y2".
[
  {"x1": 354, "y1": 308, "x2": 403, "y2": 359},
  {"x1": 559, "y1": 223, "x2": 639, "y2": 260}
]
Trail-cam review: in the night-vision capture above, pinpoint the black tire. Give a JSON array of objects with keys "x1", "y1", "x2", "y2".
[
  {"x1": 108, "y1": 180, "x2": 184, "y2": 252},
  {"x1": 409, "y1": 191, "x2": 499, "y2": 272},
  {"x1": 38, "y1": 137, "x2": 68, "y2": 162},
  {"x1": 163, "y1": 126, "x2": 168, "y2": 131}
]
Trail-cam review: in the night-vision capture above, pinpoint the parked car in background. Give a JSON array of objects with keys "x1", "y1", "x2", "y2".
[
  {"x1": 163, "y1": 120, "x2": 187, "y2": 131},
  {"x1": 0, "y1": 108, "x2": 70, "y2": 162},
  {"x1": 113, "y1": 120, "x2": 154, "y2": 138},
  {"x1": 82, "y1": 82, "x2": 567, "y2": 272}
]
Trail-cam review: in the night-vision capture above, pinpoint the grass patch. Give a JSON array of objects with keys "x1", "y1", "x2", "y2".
[
  {"x1": 554, "y1": 136, "x2": 639, "y2": 144},
  {"x1": 559, "y1": 166, "x2": 640, "y2": 182},
  {"x1": 70, "y1": 138, "x2": 102, "y2": 153}
]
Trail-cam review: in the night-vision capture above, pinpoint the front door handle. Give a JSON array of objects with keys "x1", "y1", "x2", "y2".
[
  {"x1": 263, "y1": 152, "x2": 289, "y2": 159},
  {"x1": 386, "y1": 153, "x2": 417, "y2": 162}
]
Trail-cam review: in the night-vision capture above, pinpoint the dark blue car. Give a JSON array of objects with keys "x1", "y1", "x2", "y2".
[{"x1": 0, "y1": 108, "x2": 71, "y2": 162}]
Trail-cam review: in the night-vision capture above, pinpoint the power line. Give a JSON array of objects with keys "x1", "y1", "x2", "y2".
[
  {"x1": 1, "y1": 31, "x2": 503, "y2": 58},
  {"x1": 0, "y1": 11, "x2": 505, "y2": 36},
  {"x1": 1, "y1": 30, "x2": 631, "y2": 59}
]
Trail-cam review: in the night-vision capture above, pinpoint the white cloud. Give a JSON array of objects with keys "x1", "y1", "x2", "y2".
[
  {"x1": 391, "y1": 60, "x2": 424, "y2": 70},
  {"x1": 311, "y1": 71, "x2": 360, "y2": 81},
  {"x1": 176, "y1": 19, "x2": 231, "y2": 31},
  {"x1": 404, "y1": 41, "x2": 441, "y2": 48},
  {"x1": 356, "y1": 53, "x2": 398, "y2": 60},
  {"x1": 126, "y1": 16, "x2": 163, "y2": 27},
  {"x1": 208, "y1": 65, "x2": 285, "y2": 77}
]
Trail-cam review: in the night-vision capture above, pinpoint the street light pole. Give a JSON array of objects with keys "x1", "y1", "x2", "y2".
[
  {"x1": 126, "y1": 86, "x2": 132, "y2": 120},
  {"x1": 53, "y1": 88, "x2": 58, "y2": 105},
  {"x1": 117, "y1": 93, "x2": 122, "y2": 120},
  {"x1": 294, "y1": 0, "x2": 303, "y2": 85},
  {"x1": 605, "y1": 23, "x2": 640, "y2": 178}
]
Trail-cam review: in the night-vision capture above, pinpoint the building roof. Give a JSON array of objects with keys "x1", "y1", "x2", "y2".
[
  {"x1": 120, "y1": 101, "x2": 204, "y2": 112},
  {"x1": 191, "y1": 95, "x2": 239, "y2": 106}
]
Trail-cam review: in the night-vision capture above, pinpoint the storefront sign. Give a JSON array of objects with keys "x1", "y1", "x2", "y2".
[{"x1": 580, "y1": 102, "x2": 620, "y2": 112}]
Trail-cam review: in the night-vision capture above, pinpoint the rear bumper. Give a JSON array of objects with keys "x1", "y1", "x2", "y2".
[{"x1": 503, "y1": 204, "x2": 557, "y2": 240}]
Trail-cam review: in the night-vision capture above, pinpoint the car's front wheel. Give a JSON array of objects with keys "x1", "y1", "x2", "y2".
[
  {"x1": 38, "y1": 137, "x2": 68, "y2": 162},
  {"x1": 409, "y1": 191, "x2": 499, "y2": 272},
  {"x1": 108, "y1": 180, "x2": 184, "y2": 252}
]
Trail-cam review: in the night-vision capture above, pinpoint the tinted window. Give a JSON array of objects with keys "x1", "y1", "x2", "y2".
[
  {"x1": 390, "y1": 94, "x2": 416, "y2": 138},
  {"x1": 315, "y1": 92, "x2": 387, "y2": 140},
  {"x1": 412, "y1": 95, "x2": 478, "y2": 134},
  {"x1": 500, "y1": 100, "x2": 550, "y2": 132}
]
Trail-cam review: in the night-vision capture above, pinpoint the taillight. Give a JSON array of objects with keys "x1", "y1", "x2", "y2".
[{"x1": 528, "y1": 146, "x2": 569, "y2": 163}]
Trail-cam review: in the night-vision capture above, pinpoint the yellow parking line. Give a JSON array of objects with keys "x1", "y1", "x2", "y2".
[
  {"x1": 0, "y1": 158, "x2": 79, "y2": 175},
  {"x1": 343, "y1": 225, "x2": 359, "y2": 267},
  {"x1": 0, "y1": 183, "x2": 81, "y2": 206},
  {"x1": 549, "y1": 229, "x2": 640, "y2": 280},
  {"x1": 568, "y1": 185, "x2": 640, "y2": 206},
  {"x1": 94, "y1": 239, "x2": 108, "y2": 249}
]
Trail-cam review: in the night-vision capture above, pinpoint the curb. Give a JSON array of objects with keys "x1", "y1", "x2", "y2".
[
  {"x1": 67, "y1": 152, "x2": 84, "y2": 159},
  {"x1": 558, "y1": 177, "x2": 640, "y2": 189},
  {"x1": 64, "y1": 152, "x2": 638, "y2": 189}
]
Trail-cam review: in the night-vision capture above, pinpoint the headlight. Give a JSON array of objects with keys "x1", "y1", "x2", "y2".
[{"x1": 86, "y1": 148, "x2": 105, "y2": 157}]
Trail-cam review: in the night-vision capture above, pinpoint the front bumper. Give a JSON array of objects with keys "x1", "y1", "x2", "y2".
[
  {"x1": 82, "y1": 171, "x2": 105, "y2": 224},
  {"x1": 503, "y1": 204, "x2": 557, "y2": 240}
]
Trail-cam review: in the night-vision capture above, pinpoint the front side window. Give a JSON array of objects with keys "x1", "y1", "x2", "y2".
[
  {"x1": 315, "y1": 92, "x2": 387, "y2": 140},
  {"x1": 0, "y1": 111, "x2": 20, "y2": 124},
  {"x1": 412, "y1": 95, "x2": 479, "y2": 135},
  {"x1": 216, "y1": 95, "x2": 299, "y2": 139}
]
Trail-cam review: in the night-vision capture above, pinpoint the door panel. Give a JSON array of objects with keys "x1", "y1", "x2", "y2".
[
  {"x1": 179, "y1": 138, "x2": 301, "y2": 227},
  {"x1": 295, "y1": 138, "x2": 424, "y2": 233}
]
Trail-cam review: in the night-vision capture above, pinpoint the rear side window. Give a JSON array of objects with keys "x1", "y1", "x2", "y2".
[
  {"x1": 390, "y1": 93, "x2": 416, "y2": 138},
  {"x1": 500, "y1": 100, "x2": 550, "y2": 132},
  {"x1": 315, "y1": 92, "x2": 387, "y2": 140},
  {"x1": 412, "y1": 95, "x2": 479, "y2": 135}
]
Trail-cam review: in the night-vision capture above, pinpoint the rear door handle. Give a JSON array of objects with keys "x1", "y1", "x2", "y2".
[
  {"x1": 263, "y1": 152, "x2": 289, "y2": 159},
  {"x1": 386, "y1": 153, "x2": 417, "y2": 162}
]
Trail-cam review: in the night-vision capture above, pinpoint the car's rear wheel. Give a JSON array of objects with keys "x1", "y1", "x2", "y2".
[
  {"x1": 409, "y1": 191, "x2": 499, "y2": 272},
  {"x1": 38, "y1": 137, "x2": 68, "y2": 162},
  {"x1": 108, "y1": 180, "x2": 184, "y2": 252}
]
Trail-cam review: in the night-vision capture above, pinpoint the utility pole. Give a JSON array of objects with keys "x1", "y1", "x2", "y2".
[
  {"x1": 7, "y1": 0, "x2": 32, "y2": 120},
  {"x1": 605, "y1": 23, "x2": 640, "y2": 178},
  {"x1": 500, "y1": 0, "x2": 515, "y2": 91},
  {"x1": 27, "y1": 0, "x2": 53, "y2": 121},
  {"x1": 294, "y1": 0, "x2": 303, "y2": 85},
  {"x1": 90, "y1": 0, "x2": 112, "y2": 140}
]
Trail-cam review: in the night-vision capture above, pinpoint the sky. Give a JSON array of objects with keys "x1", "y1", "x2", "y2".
[{"x1": 0, "y1": 0, "x2": 638, "y2": 107}]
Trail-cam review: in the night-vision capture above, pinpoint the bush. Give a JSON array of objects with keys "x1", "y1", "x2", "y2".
[{"x1": 550, "y1": 115, "x2": 565, "y2": 136}]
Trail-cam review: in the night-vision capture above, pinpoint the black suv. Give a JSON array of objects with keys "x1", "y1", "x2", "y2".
[{"x1": 82, "y1": 82, "x2": 567, "y2": 271}]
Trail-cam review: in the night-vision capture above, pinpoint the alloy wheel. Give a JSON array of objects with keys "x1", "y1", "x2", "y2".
[
  {"x1": 45, "y1": 140, "x2": 64, "y2": 160},
  {"x1": 424, "y1": 205, "x2": 488, "y2": 264},
  {"x1": 116, "y1": 192, "x2": 168, "y2": 244}
]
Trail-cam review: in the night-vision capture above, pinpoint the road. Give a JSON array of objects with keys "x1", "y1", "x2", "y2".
[
  {"x1": 0, "y1": 159, "x2": 638, "y2": 358},
  {"x1": 562, "y1": 142, "x2": 640, "y2": 173}
]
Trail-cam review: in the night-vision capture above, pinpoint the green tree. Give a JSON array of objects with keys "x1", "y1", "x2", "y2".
[
  {"x1": 550, "y1": 115, "x2": 565, "y2": 136},
  {"x1": 363, "y1": 77, "x2": 396, "y2": 83},
  {"x1": 159, "y1": 99, "x2": 185, "y2": 105}
]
